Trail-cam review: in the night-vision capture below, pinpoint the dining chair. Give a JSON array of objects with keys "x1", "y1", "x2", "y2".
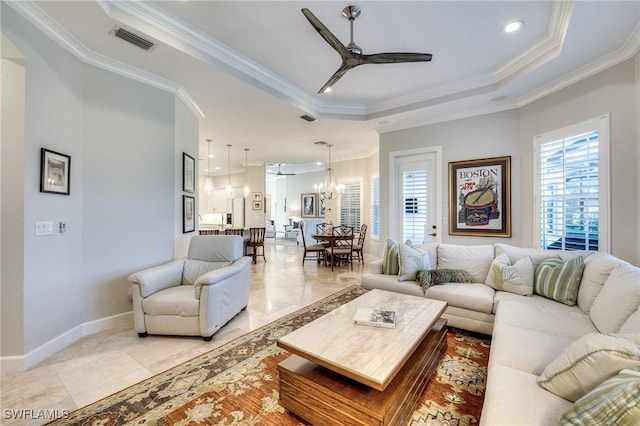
[
  {"x1": 315, "y1": 222, "x2": 332, "y2": 246},
  {"x1": 352, "y1": 224, "x2": 368, "y2": 264},
  {"x1": 324, "y1": 225, "x2": 354, "y2": 271},
  {"x1": 225, "y1": 228, "x2": 244, "y2": 236},
  {"x1": 245, "y1": 227, "x2": 266, "y2": 264},
  {"x1": 300, "y1": 223, "x2": 325, "y2": 265}
]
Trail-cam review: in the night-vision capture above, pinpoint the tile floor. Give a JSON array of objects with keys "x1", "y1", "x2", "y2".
[{"x1": 0, "y1": 240, "x2": 367, "y2": 425}]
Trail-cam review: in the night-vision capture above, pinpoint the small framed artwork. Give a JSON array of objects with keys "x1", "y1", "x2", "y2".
[
  {"x1": 182, "y1": 152, "x2": 195, "y2": 193},
  {"x1": 40, "y1": 148, "x2": 71, "y2": 195},
  {"x1": 252, "y1": 192, "x2": 262, "y2": 201},
  {"x1": 252, "y1": 200, "x2": 262, "y2": 210},
  {"x1": 448, "y1": 156, "x2": 511, "y2": 237},
  {"x1": 318, "y1": 195, "x2": 326, "y2": 218},
  {"x1": 301, "y1": 193, "x2": 317, "y2": 218},
  {"x1": 183, "y1": 195, "x2": 195, "y2": 233}
]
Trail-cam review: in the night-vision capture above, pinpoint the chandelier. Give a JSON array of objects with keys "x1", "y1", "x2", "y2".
[
  {"x1": 204, "y1": 139, "x2": 213, "y2": 193},
  {"x1": 225, "y1": 144, "x2": 233, "y2": 196},
  {"x1": 243, "y1": 148, "x2": 250, "y2": 197},
  {"x1": 317, "y1": 144, "x2": 343, "y2": 200}
]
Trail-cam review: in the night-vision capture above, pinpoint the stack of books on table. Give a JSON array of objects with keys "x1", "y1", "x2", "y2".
[{"x1": 353, "y1": 308, "x2": 396, "y2": 329}]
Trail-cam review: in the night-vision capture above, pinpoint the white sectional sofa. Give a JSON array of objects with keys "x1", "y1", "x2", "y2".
[{"x1": 361, "y1": 242, "x2": 640, "y2": 425}]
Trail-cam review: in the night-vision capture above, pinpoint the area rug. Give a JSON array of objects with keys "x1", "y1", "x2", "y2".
[{"x1": 51, "y1": 286, "x2": 490, "y2": 426}]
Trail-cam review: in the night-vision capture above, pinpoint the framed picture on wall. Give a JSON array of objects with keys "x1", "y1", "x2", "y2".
[
  {"x1": 40, "y1": 148, "x2": 71, "y2": 195},
  {"x1": 301, "y1": 193, "x2": 317, "y2": 218},
  {"x1": 182, "y1": 152, "x2": 195, "y2": 193},
  {"x1": 252, "y1": 192, "x2": 262, "y2": 201},
  {"x1": 253, "y1": 200, "x2": 262, "y2": 210},
  {"x1": 183, "y1": 195, "x2": 195, "y2": 233},
  {"x1": 448, "y1": 156, "x2": 511, "y2": 237},
  {"x1": 318, "y1": 195, "x2": 326, "y2": 218}
]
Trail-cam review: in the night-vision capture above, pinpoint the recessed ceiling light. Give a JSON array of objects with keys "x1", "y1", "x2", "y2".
[
  {"x1": 323, "y1": 87, "x2": 332, "y2": 93},
  {"x1": 316, "y1": 161, "x2": 322, "y2": 166},
  {"x1": 503, "y1": 20, "x2": 524, "y2": 33},
  {"x1": 208, "y1": 154, "x2": 214, "y2": 158},
  {"x1": 215, "y1": 167, "x2": 220, "y2": 170}
]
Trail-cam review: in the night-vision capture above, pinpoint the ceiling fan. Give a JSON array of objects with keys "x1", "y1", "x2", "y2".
[
  {"x1": 301, "y1": 5, "x2": 433, "y2": 94},
  {"x1": 268, "y1": 164, "x2": 296, "y2": 176}
]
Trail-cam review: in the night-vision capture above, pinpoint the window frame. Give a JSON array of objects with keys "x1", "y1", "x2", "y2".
[
  {"x1": 533, "y1": 115, "x2": 610, "y2": 252},
  {"x1": 338, "y1": 178, "x2": 362, "y2": 230},
  {"x1": 370, "y1": 176, "x2": 380, "y2": 240}
]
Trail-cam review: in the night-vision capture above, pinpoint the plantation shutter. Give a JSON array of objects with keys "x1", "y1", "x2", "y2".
[
  {"x1": 340, "y1": 181, "x2": 361, "y2": 229},
  {"x1": 402, "y1": 170, "x2": 428, "y2": 243},
  {"x1": 538, "y1": 131, "x2": 601, "y2": 251},
  {"x1": 371, "y1": 177, "x2": 380, "y2": 238}
]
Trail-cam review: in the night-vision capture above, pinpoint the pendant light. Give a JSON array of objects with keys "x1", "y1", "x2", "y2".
[
  {"x1": 225, "y1": 144, "x2": 233, "y2": 196},
  {"x1": 243, "y1": 148, "x2": 250, "y2": 197},
  {"x1": 204, "y1": 139, "x2": 213, "y2": 193},
  {"x1": 317, "y1": 144, "x2": 343, "y2": 200}
]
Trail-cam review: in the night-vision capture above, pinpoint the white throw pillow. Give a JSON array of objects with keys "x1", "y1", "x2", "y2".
[
  {"x1": 438, "y1": 244, "x2": 494, "y2": 283},
  {"x1": 619, "y1": 308, "x2": 640, "y2": 334},
  {"x1": 485, "y1": 253, "x2": 534, "y2": 296},
  {"x1": 578, "y1": 252, "x2": 621, "y2": 314},
  {"x1": 537, "y1": 333, "x2": 640, "y2": 402},
  {"x1": 590, "y1": 262, "x2": 640, "y2": 334},
  {"x1": 495, "y1": 243, "x2": 559, "y2": 269},
  {"x1": 397, "y1": 242, "x2": 431, "y2": 282}
]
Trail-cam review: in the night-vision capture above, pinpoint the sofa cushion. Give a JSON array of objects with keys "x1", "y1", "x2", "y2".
[
  {"x1": 183, "y1": 259, "x2": 232, "y2": 285},
  {"x1": 142, "y1": 285, "x2": 199, "y2": 316},
  {"x1": 437, "y1": 244, "x2": 494, "y2": 282},
  {"x1": 360, "y1": 273, "x2": 424, "y2": 297},
  {"x1": 590, "y1": 262, "x2": 640, "y2": 333},
  {"x1": 578, "y1": 251, "x2": 621, "y2": 314},
  {"x1": 537, "y1": 333, "x2": 640, "y2": 402},
  {"x1": 559, "y1": 365, "x2": 640, "y2": 426},
  {"x1": 382, "y1": 239, "x2": 400, "y2": 275},
  {"x1": 534, "y1": 256, "x2": 585, "y2": 305},
  {"x1": 494, "y1": 299, "x2": 597, "y2": 340},
  {"x1": 495, "y1": 243, "x2": 560, "y2": 269},
  {"x1": 397, "y1": 242, "x2": 431, "y2": 281},
  {"x1": 485, "y1": 254, "x2": 534, "y2": 296},
  {"x1": 426, "y1": 283, "x2": 495, "y2": 314},
  {"x1": 619, "y1": 307, "x2": 640, "y2": 334},
  {"x1": 489, "y1": 323, "x2": 573, "y2": 375},
  {"x1": 480, "y1": 365, "x2": 573, "y2": 426}
]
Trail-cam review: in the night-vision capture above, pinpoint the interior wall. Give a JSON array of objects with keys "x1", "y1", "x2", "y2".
[
  {"x1": 1, "y1": 42, "x2": 26, "y2": 358},
  {"x1": 367, "y1": 150, "x2": 381, "y2": 257},
  {"x1": 2, "y1": 5, "x2": 85, "y2": 363},
  {"x1": 636, "y1": 52, "x2": 640, "y2": 265},
  {"x1": 1, "y1": 4, "x2": 198, "y2": 368},
  {"x1": 284, "y1": 171, "x2": 325, "y2": 220},
  {"x1": 379, "y1": 110, "x2": 521, "y2": 247},
  {"x1": 175, "y1": 99, "x2": 200, "y2": 257},
  {"x1": 245, "y1": 165, "x2": 266, "y2": 228},
  {"x1": 520, "y1": 58, "x2": 638, "y2": 264}
]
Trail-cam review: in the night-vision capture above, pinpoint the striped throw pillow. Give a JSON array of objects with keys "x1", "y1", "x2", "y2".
[
  {"x1": 382, "y1": 239, "x2": 400, "y2": 275},
  {"x1": 559, "y1": 365, "x2": 640, "y2": 425},
  {"x1": 534, "y1": 256, "x2": 585, "y2": 305}
]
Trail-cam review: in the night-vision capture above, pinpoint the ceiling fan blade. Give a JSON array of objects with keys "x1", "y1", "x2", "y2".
[
  {"x1": 360, "y1": 52, "x2": 433, "y2": 65},
  {"x1": 301, "y1": 8, "x2": 349, "y2": 60},
  {"x1": 317, "y1": 63, "x2": 355, "y2": 94}
]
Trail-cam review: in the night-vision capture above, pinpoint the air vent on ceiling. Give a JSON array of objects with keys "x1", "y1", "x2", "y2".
[
  {"x1": 112, "y1": 27, "x2": 154, "y2": 51},
  {"x1": 299, "y1": 114, "x2": 316, "y2": 122}
]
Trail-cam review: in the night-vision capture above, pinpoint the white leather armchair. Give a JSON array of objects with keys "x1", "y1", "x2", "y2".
[{"x1": 128, "y1": 235, "x2": 251, "y2": 341}]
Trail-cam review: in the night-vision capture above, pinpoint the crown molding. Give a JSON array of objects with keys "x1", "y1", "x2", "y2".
[
  {"x1": 7, "y1": 0, "x2": 204, "y2": 118},
  {"x1": 516, "y1": 21, "x2": 640, "y2": 107}
]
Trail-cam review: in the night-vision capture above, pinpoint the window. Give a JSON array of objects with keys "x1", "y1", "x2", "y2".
[
  {"x1": 534, "y1": 116, "x2": 610, "y2": 252},
  {"x1": 340, "y1": 181, "x2": 361, "y2": 229},
  {"x1": 371, "y1": 177, "x2": 380, "y2": 238}
]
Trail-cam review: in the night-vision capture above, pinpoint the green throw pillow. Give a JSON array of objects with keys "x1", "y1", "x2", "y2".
[
  {"x1": 559, "y1": 365, "x2": 640, "y2": 425},
  {"x1": 534, "y1": 256, "x2": 585, "y2": 305},
  {"x1": 416, "y1": 269, "x2": 475, "y2": 295},
  {"x1": 382, "y1": 239, "x2": 400, "y2": 275}
]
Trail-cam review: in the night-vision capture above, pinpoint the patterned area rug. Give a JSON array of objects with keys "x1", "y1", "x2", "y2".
[{"x1": 50, "y1": 286, "x2": 490, "y2": 426}]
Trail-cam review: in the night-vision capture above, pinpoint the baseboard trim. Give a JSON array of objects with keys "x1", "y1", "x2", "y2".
[{"x1": 1, "y1": 311, "x2": 133, "y2": 372}]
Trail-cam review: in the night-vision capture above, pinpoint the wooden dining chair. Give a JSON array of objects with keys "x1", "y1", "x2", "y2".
[
  {"x1": 315, "y1": 222, "x2": 332, "y2": 246},
  {"x1": 300, "y1": 223, "x2": 325, "y2": 265},
  {"x1": 352, "y1": 224, "x2": 368, "y2": 264},
  {"x1": 245, "y1": 227, "x2": 266, "y2": 264},
  {"x1": 225, "y1": 228, "x2": 244, "y2": 236},
  {"x1": 324, "y1": 225, "x2": 354, "y2": 271}
]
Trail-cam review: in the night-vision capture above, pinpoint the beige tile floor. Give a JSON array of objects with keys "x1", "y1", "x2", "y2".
[{"x1": 0, "y1": 239, "x2": 367, "y2": 425}]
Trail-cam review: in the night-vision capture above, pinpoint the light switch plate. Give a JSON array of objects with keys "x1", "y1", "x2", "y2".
[{"x1": 35, "y1": 221, "x2": 53, "y2": 236}]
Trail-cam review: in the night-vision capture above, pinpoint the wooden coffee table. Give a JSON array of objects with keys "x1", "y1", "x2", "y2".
[{"x1": 277, "y1": 289, "x2": 448, "y2": 425}]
